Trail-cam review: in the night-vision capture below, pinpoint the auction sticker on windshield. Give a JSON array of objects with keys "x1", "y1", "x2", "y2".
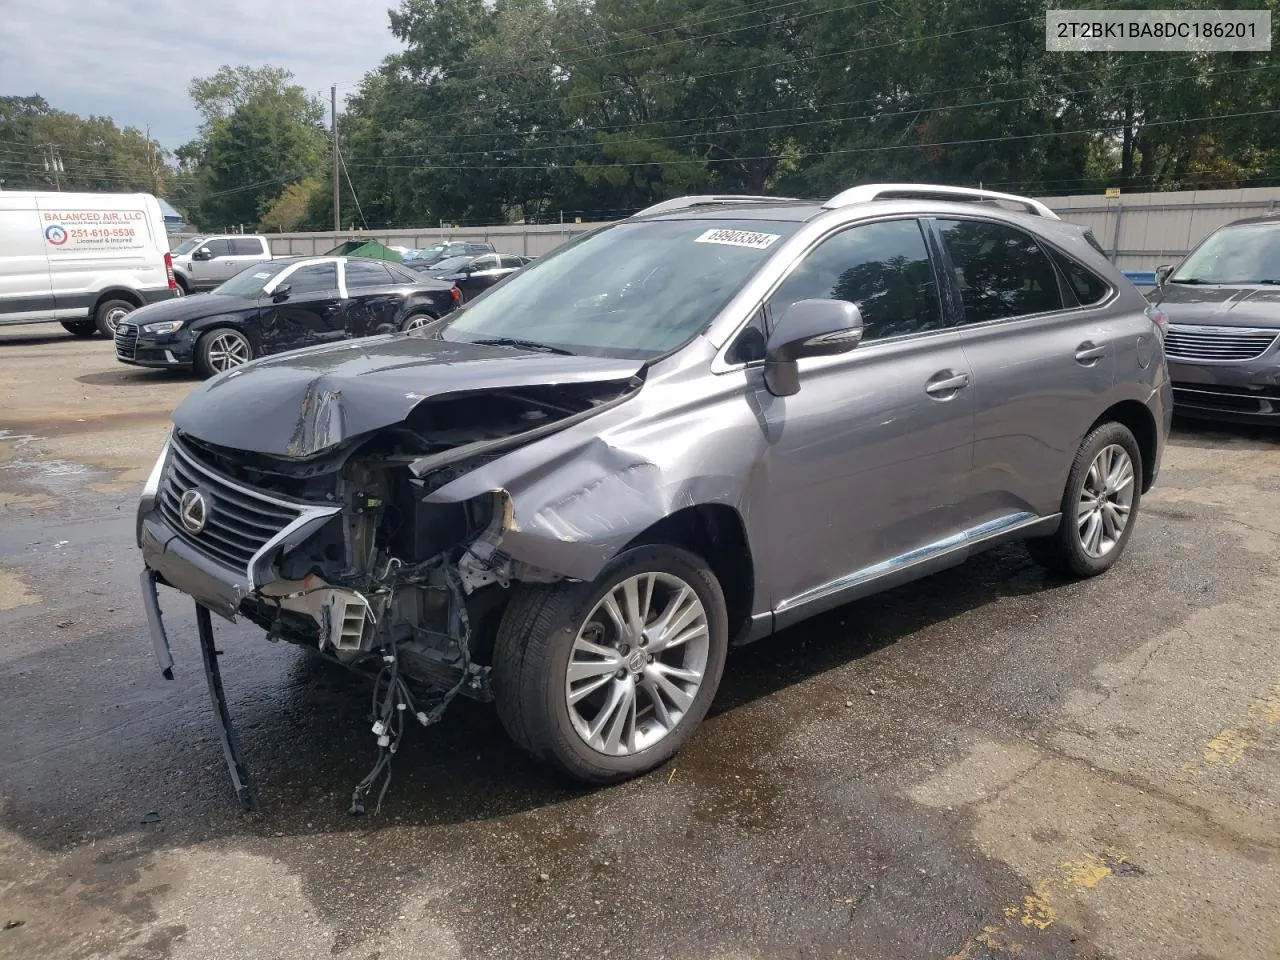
[{"x1": 695, "y1": 228, "x2": 781, "y2": 250}]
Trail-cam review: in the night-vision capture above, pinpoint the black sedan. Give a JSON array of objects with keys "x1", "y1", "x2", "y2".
[
  {"x1": 114, "y1": 257, "x2": 460, "y2": 377},
  {"x1": 412, "y1": 253, "x2": 532, "y2": 300}
]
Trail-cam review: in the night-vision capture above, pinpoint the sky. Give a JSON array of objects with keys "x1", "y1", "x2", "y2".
[{"x1": 0, "y1": 0, "x2": 402, "y2": 151}]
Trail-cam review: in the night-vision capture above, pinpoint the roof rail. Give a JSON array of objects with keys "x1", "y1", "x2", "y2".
[
  {"x1": 823, "y1": 183, "x2": 1059, "y2": 220},
  {"x1": 633, "y1": 195, "x2": 804, "y2": 218}
]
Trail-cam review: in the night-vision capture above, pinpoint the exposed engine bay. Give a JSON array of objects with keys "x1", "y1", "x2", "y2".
[{"x1": 143, "y1": 377, "x2": 641, "y2": 813}]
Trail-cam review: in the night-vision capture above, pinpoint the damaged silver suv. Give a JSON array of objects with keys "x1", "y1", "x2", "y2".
[{"x1": 137, "y1": 184, "x2": 1171, "y2": 809}]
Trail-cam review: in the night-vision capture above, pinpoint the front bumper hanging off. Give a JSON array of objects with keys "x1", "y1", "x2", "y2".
[{"x1": 142, "y1": 569, "x2": 259, "y2": 811}]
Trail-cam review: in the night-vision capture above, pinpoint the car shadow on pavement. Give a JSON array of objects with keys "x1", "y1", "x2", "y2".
[
  {"x1": 75, "y1": 368, "x2": 199, "y2": 387},
  {"x1": 0, "y1": 538, "x2": 1070, "y2": 856},
  {"x1": 1171, "y1": 415, "x2": 1277, "y2": 447}
]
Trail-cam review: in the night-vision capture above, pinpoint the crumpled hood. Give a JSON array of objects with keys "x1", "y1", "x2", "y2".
[
  {"x1": 170, "y1": 334, "x2": 644, "y2": 458},
  {"x1": 1152, "y1": 283, "x2": 1280, "y2": 329}
]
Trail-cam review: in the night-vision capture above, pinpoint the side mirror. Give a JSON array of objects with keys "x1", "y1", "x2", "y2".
[
  {"x1": 764, "y1": 299, "x2": 863, "y2": 397},
  {"x1": 1155, "y1": 264, "x2": 1174, "y2": 286},
  {"x1": 271, "y1": 284, "x2": 292, "y2": 302},
  {"x1": 192, "y1": 248, "x2": 212, "y2": 261}
]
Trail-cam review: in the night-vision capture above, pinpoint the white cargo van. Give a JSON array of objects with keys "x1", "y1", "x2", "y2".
[{"x1": 0, "y1": 190, "x2": 178, "y2": 337}]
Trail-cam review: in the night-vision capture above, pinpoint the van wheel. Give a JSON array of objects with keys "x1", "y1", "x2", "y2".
[
  {"x1": 95, "y1": 299, "x2": 135, "y2": 336},
  {"x1": 492, "y1": 545, "x2": 728, "y2": 784},
  {"x1": 194, "y1": 327, "x2": 254, "y2": 378},
  {"x1": 61, "y1": 320, "x2": 98, "y2": 337},
  {"x1": 1026, "y1": 421, "x2": 1142, "y2": 578}
]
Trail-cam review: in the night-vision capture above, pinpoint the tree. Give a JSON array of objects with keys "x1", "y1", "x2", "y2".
[
  {"x1": 258, "y1": 178, "x2": 323, "y2": 231},
  {"x1": 182, "y1": 65, "x2": 327, "y2": 229},
  {"x1": 0, "y1": 95, "x2": 171, "y2": 195}
]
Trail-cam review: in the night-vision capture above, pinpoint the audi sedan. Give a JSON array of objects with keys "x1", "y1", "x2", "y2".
[{"x1": 114, "y1": 256, "x2": 460, "y2": 377}]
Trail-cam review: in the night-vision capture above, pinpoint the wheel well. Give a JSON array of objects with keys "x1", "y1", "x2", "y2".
[
  {"x1": 93, "y1": 288, "x2": 143, "y2": 314},
  {"x1": 173, "y1": 274, "x2": 191, "y2": 293},
  {"x1": 626, "y1": 504, "x2": 754, "y2": 641},
  {"x1": 1092, "y1": 400, "x2": 1158, "y2": 492}
]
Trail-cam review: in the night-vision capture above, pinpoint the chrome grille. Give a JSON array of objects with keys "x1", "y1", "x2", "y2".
[
  {"x1": 158, "y1": 439, "x2": 304, "y2": 573},
  {"x1": 114, "y1": 322, "x2": 138, "y2": 360},
  {"x1": 1164, "y1": 324, "x2": 1278, "y2": 362}
]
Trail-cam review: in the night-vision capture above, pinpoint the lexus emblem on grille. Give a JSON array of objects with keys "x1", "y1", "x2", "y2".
[{"x1": 178, "y1": 489, "x2": 209, "y2": 535}]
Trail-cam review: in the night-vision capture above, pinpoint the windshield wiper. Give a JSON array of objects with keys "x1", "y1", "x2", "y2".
[
  {"x1": 471, "y1": 337, "x2": 576, "y2": 356},
  {"x1": 1169, "y1": 277, "x2": 1209, "y2": 284}
]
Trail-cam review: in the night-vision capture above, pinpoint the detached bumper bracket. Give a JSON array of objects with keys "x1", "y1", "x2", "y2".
[
  {"x1": 195, "y1": 603, "x2": 260, "y2": 812},
  {"x1": 141, "y1": 569, "x2": 175, "y2": 680}
]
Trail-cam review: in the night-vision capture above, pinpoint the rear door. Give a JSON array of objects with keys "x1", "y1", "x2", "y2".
[
  {"x1": 0, "y1": 199, "x2": 54, "y2": 325},
  {"x1": 460, "y1": 254, "x2": 501, "y2": 296},
  {"x1": 341, "y1": 259, "x2": 402, "y2": 336},
  {"x1": 258, "y1": 261, "x2": 345, "y2": 354},
  {"x1": 932, "y1": 216, "x2": 1119, "y2": 525},
  {"x1": 224, "y1": 237, "x2": 268, "y2": 281}
]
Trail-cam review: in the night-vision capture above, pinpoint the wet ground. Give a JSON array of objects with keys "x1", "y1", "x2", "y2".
[{"x1": 0, "y1": 326, "x2": 1277, "y2": 960}]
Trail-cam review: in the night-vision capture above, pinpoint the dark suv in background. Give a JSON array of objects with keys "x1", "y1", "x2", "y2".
[
  {"x1": 135, "y1": 184, "x2": 1170, "y2": 808},
  {"x1": 1149, "y1": 216, "x2": 1280, "y2": 422}
]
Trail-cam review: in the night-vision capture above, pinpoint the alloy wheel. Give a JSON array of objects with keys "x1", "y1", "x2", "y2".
[
  {"x1": 565, "y1": 572, "x2": 710, "y2": 756},
  {"x1": 206, "y1": 331, "x2": 252, "y2": 372},
  {"x1": 1077, "y1": 443, "x2": 1134, "y2": 558}
]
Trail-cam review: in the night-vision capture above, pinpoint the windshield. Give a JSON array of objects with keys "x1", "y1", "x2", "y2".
[
  {"x1": 431, "y1": 255, "x2": 475, "y2": 272},
  {"x1": 1172, "y1": 223, "x2": 1280, "y2": 284},
  {"x1": 212, "y1": 260, "x2": 294, "y2": 298},
  {"x1": 172, "y1": 237, "x2": 204, "y2": 255},
  {"x1": 437, "y1": 219, "x2": 799, "y2": 358}
]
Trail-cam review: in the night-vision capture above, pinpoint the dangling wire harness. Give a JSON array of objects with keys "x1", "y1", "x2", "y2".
[{"x1": 348, "y1": 561, "x2": 475, "y2": 815}]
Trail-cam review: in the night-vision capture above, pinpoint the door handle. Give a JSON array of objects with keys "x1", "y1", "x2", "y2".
[
  {"x1": 1075, "y1": 342, "x2": 1106, "y2": 364},
  {"x1": 925, "y1": 371, "x2": 970, "y2": 397}
]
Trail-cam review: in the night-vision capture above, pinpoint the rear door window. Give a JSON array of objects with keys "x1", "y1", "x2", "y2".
[
  {"x1": 934, "y1": 219, "x2": 1065, "y2": 324},
  {"x1": 345, "y1": 260, "x2": 395, "y2": 287},
  {"x1": 499, "y1": 255, "x2": 525, "y2": 269},
  {"x1": 766, "y1": 218, "x2": 943, "y2": 342},
  {"x1": 1051, "y1": 251, "x2": 1111, "y2": 306},
  {"x1": 230, "y1": 238, "x2": 265, "y2": 256}
]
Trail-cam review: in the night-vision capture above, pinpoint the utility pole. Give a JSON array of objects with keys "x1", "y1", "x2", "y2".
[
  {"x1": 331, "y1": 85, "x2": 340, "y2": 233},
  {"x1": 43, "y1": 144, "x2": 64, "y2": 190}
]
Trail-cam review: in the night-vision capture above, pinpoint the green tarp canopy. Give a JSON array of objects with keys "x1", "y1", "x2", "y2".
[{"x1": 324, "y1": 238, "x2": 404, "y2": 262}]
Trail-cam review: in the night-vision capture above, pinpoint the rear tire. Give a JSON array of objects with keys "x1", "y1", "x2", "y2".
[
  {"x1": 94, "y1": 299, "x2": 135, "y2": 336},
  {"x1": 61, "y1": 320, "x2": 98, "y2": 337},
  {"x1": 1026, "y1": 421, "x2": 1143, "y2": 578},
  {"x1": 492, "y1": 545, "x2": 728, "y2": 784},
  {"x1": 400, "y1": 311, "x2": 437, "y2": 332},
  {"x1": 194, "y1": 327, "x2": 254, "y2": 378}
]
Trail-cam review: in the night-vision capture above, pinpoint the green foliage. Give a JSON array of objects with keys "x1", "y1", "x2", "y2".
[
  {"x1": 180, "y1": 65, "x2": 328, "y2": 230},
  {"x1": 0, "y1": 95, "x2": 172, "y2": 197}
]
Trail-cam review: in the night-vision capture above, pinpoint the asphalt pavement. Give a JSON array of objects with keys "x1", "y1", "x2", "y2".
[{"x1": 1, "y1": 326, "x2": 1277, "y2": 960}]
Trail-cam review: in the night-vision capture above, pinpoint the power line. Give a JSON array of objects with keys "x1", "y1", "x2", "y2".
[
  {"x1": 418, "y1": 15, "x2": 1041, "y2": 124},
  {"x1": 331, "y1": 107, "x2": 1280, "y2": 172},
  {"x1": 340, "y1": 51, "x2": 1233, "y2": 149},
  {"x1": 342, "y1": 63, "x2": 1279, "y2": 166}
]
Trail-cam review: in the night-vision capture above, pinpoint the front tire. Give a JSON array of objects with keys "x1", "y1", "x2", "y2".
[
  {"x1": 194, "y1": 327, "x2": 254, "y2": 378},
  {"x1": 94, "y1": 299, "x2": 135, "y2": 336},
  {"x1": 61, "y1": 320, "x2": 98, "y2": 337},
  {"x1": 1026, "y1": 421, "x2": 1142, "y2": 578},
  {"x1": 492, "y1": 545, "x2": 729, "y2": 784}
]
